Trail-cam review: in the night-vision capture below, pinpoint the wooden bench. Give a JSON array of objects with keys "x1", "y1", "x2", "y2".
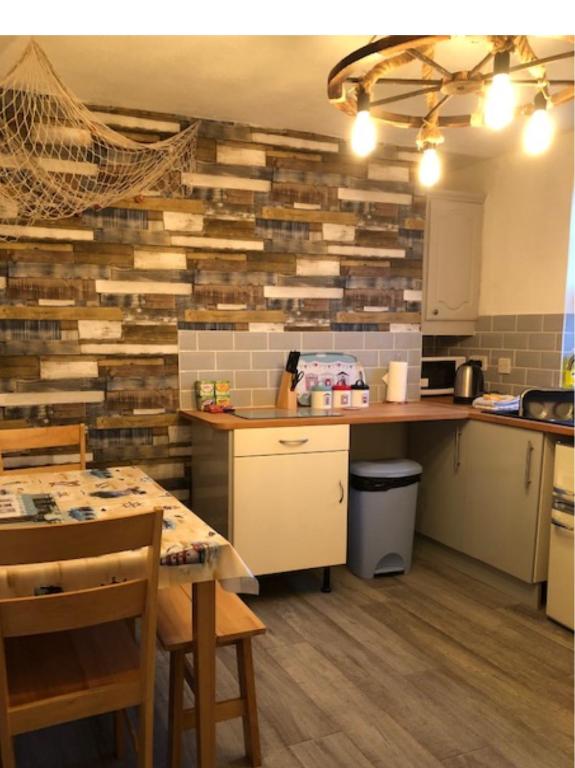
[{"x1": 157, "y1": 583, "x2": 266, "y2": 768}]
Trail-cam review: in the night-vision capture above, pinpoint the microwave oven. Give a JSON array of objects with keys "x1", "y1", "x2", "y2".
[{"x1": 420, "y1": 356, "x2": 466, "y2": 396}]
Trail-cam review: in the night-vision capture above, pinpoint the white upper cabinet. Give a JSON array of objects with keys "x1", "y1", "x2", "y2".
[{"x1": 423, "y1": 191, "x2": 484, "y2": 335}]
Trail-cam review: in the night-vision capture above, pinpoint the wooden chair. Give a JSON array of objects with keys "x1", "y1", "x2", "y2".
[
  {"x1": 157, "y1": 583, "x2": 266, "y2": 768},
  {"x1": 0, "y1": 508, "x2": 163, "y2": 768},
  {"x1": 0, "y1": 424, "x2": 87, "y2": 475}
]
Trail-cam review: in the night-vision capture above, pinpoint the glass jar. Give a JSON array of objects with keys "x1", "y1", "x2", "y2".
[{"x1": 332, "y1": 383, "x2": 351, "y2": 409}]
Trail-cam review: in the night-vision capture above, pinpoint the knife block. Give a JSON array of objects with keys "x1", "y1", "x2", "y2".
[{"x1": 275, "y1": 372, "x2": 298, "y2": 410}]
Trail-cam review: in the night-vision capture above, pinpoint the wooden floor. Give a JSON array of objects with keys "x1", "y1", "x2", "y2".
[{"x1": 15, "y1": 547, "x2": 574, "y2": 768}]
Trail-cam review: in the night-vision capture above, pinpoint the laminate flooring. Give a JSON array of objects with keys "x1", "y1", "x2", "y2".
[{"x1": 15, "y1": 546, "x2": 574, "y2": 767}]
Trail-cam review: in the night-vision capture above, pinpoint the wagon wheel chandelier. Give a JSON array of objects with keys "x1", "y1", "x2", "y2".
[{"x1": 328, "y1": 35, "x2": 575, "y2": 186}]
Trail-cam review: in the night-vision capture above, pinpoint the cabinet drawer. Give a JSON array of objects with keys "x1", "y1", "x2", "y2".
[{"x1": 233, "y1": 424, "x2": 349, "y2": 457}]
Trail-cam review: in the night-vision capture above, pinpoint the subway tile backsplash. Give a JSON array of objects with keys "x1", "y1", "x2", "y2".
[
  {"x1": 179, "y1": 330, "x2": 422, "y2": 408},
  {"x1": 424, "y1": 314, "x2": 565, "y2": 396}
]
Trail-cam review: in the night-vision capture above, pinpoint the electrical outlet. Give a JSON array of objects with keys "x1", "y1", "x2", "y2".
[{"x1": 497, "y1": 357, "x2": 512, "y2": 375}]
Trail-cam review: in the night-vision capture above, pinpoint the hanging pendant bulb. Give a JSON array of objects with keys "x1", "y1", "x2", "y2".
[
  {"x1": 523, "y1": 91, "x2": 555, "y2": 155},
  {"x1": 484, "y1": 51, "x2": 515, "y2": 130},
  {"x1": 351, "y1": 87, "x2": 377, "y2": 157},
  {"x1": 418, "y1": 145, "x2": 442, "y2": 187}
]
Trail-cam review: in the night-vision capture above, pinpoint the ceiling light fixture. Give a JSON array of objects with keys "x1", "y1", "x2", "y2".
[
  {"x1": 328, "y1": 35, "x2": 574, "y2": 186},
  {"x1": 523, "y1": 90, "x2": 555, "y2": 155},
  {"x1": 351, "y1": 86, "x2": 377, "y2": 156},
  {"x1": 484, "y1": 51, "x2": 516, "y2": 130}
]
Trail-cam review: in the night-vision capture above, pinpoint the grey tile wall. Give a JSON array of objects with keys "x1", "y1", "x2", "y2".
[
  {"x1": 424, "y1": 314, "x2": 566, "y2": 396},
  {"x1": 179, "y1": 330, "x2": 422, "y2": 409}
]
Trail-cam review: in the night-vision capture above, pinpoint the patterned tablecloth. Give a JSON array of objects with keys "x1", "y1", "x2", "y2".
[{"x1": 0, "y1": 466, "x2": 257, "y2": 598}]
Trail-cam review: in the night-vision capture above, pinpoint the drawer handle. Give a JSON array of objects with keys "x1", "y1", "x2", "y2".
[
  {"x1": 278, "y1": 438, "x2": 309, "y2": 447},
  {"x1": 524, "y1": 441, "x2": 534, "y2": 489},
  {"x1": 551, "y1": 519, "x2": 574, "y2": 532},
  {"x1": 339, "y1": 480, "x2": 345, "y2": 504}
]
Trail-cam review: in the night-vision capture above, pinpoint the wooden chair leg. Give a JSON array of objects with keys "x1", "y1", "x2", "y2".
[
  {"x1": 0, "y1": 736, "x2": 15, "y2": 768},
  {"x1": 235, "y1": 638, "x2": 262, "y2": 767},
  {"x1": 168, "y1": 651, "x2": 185, "y2": 768},
  {"x1": 137, "y1": 697, "x2": 154, "y2": 768},
  {"x1": 114, "y1": 710, "x2": 125, "y2": 759}
]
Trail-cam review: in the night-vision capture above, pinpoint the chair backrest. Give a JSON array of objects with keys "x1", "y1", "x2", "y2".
[
  {"x1": 0, "y1": 509, "x2": 163, "y2": 732},
  {"x1": 0, "y1": 424, "x2": 87, "y2": 475}
]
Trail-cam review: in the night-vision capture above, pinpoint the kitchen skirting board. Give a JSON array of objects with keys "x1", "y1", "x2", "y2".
[{"x1": 178, "y1": 329, "x2": 422, "y2": 409}]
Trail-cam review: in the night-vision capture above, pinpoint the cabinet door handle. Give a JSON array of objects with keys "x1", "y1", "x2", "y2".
[
  {"x1": 524, "y1": 441, "x2": 534, "y2": 489},
  {"x1": 338, "y1": 480, "x2": 345, "y2": 504},
  {"x1": 551, "y1": 518, "x2": 574, "y2": 532},
  {"x1": 278, "y1": 438, "x2": 309, "y2": 447},
  {"x1": 453, "y1": 427, "x2": 461, "y2": 473},
  {"x1": 432, "y1": 308, "x2": 439, "y2": 316}
]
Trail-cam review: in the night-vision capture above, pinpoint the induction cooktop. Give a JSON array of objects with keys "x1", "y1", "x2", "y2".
[{"x1": 234, "y1": 408, "x2": 343, "y2": 420}]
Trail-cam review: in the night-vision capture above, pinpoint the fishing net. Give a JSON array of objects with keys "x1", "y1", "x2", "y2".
[{"x1": 0, "y1": 40, "x2": 199, "y2": 238}]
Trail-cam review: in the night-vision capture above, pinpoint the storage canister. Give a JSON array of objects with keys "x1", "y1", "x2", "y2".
[
  {"x1": 351, "y1": 379, "x2": 370, "y2": 408},
  {"x1": 332, "y1": 383, "x2": 351, "y2": 409},
  {"x1": 310, "y1": 384, "x2": 333, "y2": 410}
]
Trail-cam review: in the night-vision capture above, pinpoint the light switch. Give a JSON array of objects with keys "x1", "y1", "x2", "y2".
[{"x1": 497, "y1": 357, "x2": 512, "y2": 374}]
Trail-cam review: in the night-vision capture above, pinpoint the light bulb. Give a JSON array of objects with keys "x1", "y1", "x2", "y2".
[
  {"x1": 418, "y1": 147, "x2": 441, "y2": 187},
  {"x1": 523, "y1": 102, "x2": 554, "y2": 156},
  {"x1": 351, "y1": 110, "x2": 377, "y2": 157},
  {"x1": 484, "y1": 73, "x2": 515, "y2": 130}
]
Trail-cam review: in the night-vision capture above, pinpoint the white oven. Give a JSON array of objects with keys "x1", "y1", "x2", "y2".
[
  {"x1": 546, "y1": 442, "x2": 574, "y2": 630},
  {"x1": 420, "y1": 356, "x2": 466, "y2": 397}
]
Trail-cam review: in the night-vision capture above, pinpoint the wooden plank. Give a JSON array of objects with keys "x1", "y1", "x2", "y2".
[
  {"x1": 95, "y1": 413, "x2": 179, "y2": 429},
  {"x1": 251, "y1": 132, "x2": 339, "y2": 153},
  {"x1": 182, "y1": 173, "x2": 271, "y2": 193},
  {"x1": 0, "y1": 225, "x2": 94, "y2": 241},
  {"x1": 260, "y1": 207, "x2": 357, "y2": 225},
  {"x1": 95, "y1": 280, "x2": 192, "y2": 296},
  {"x1": 0, "y1": 391, "x2": 104, "y2": 406},
  {"x1": 162, "y1": 213, "x2": 204, "y2": 233},
  {"x1": 328, "y1": 245, "x2": 406, "y2": 259},
  {"x1": 216, "y1": 145, "x2": 266, "y2": 167},
  {"x1": 80, "y1": 343, "x2": 179, "y2": 355},
  {"x1": 336, "y1": 311, "x2": 421, "y2": 323},
  {"x1": 184, "y1": 309, "x2": 286, "y2": 323},
  {"x1": 171, "y1": 236, "x2": 264, "y2": 252},
  {"x1": 40, "y1": 360, "x2": 100, "y2": 380},
  {"x1": 0, "y1": 306, "x2": 123, "y2": 320},
  {"x1": 337, "y1": 188, "x2": 412, "y2": 206},
  {"x1": 134, "y1": 250, "x2": 188, "y2": 270},
  {"x1": 263, "y1": 286, "x2": 343, "y2": 300},
  {"x1": 112, "y1": 197, "x2": 205, "y2": 214}
]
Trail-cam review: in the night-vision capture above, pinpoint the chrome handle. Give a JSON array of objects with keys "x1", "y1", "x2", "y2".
[
  {"x1": 278, "y1": 438, "x2": 309, "y2": 447},
  {"x1": 524, "y1": 441, "x2": 534, "y2": 489},
  {"x1": 453, "y1": 427, "x2": 461, "y2": 473},
  {"x1": 551, "y1": 519, "x2": 574, "y2": 532},
  {"x1": 338, "y1": 481, "x2": 344, "y2": 504}
]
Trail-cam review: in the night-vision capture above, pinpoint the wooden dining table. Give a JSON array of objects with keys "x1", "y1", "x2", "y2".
[{"x1": 0, "y1": 465, "x2": 258, "y2": 768}]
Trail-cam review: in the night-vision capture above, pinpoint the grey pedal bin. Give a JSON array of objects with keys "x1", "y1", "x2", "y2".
[{"x1": 347, "y1": 459, "x2": 422, "y2": 578}]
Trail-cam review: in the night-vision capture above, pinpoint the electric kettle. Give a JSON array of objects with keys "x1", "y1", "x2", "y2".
[{"x1": 453, "y1": 360, "x2": 484, "y2": 404}]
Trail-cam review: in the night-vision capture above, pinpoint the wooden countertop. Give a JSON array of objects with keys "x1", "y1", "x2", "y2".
[{"x1": 180, "y1": 399, "x2": 574, "y2": 437}]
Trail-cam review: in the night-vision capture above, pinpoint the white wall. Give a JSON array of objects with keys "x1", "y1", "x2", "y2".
[{"x1": 445, "y1": 130, "x2": 574, "y2": 315}]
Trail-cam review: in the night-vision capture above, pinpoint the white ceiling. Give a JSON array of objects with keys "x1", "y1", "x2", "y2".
[{"x1": 0, "y1": 35, "x2": 573, "y2": 157}]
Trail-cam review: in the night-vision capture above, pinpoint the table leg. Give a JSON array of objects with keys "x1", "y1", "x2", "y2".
[{"x1": 192, "y1": 580, "x2": 216, "y2": 768}]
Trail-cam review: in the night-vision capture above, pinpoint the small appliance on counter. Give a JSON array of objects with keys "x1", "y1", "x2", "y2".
[
  {"x1": 519, "y1": 388, "x2": 574, "y2": 426},
  {"x1": 420, "y1": 356, "x2": 466, "y2": 396},
  {"x1": 453, "y1": 359, "x2": 484, "y2": 404}
]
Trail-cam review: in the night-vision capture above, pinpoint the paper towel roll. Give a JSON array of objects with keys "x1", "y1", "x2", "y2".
[{"x1": 383, "y1": 361, "x2": 408, "y2": 403}]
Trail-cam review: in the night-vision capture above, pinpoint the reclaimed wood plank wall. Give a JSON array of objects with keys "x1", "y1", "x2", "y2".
[{"x1": 0, "y1": 105, "x2": 425, "y2": 497}]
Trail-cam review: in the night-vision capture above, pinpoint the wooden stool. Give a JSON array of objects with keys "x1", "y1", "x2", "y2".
[{"x1": 157, "y1": 583, "x2": 266, "y2": 768}]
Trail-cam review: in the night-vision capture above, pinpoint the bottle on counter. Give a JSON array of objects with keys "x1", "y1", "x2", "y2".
[
  {"x1": 351, "y1": 379, "x2": 370, "y2": 408},
  {"x1": 562, "y1": 353, "x2": 575, "y2": 388},
  {"x1": 332, "y1": 382, "x2": 352, "y2": 409},
  {"x1": 310, "y1": 384, "x2": 333, "y2": 410}
]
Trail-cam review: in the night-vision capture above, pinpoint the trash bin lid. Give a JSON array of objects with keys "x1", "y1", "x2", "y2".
[{"x1": 350, "y1": 459, "x2": 422, "y2": 479}]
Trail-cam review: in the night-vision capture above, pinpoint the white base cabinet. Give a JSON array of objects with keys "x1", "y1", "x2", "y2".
[
  {"x1": 409, "y1": 420, "x2": 552, "y2": 583},
  {"x1": 232, "y1": 425, "x2": 349, "y2": 575},
  {"x1": 233, "y1": 450, "x2": 348, "y2": 575}
]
